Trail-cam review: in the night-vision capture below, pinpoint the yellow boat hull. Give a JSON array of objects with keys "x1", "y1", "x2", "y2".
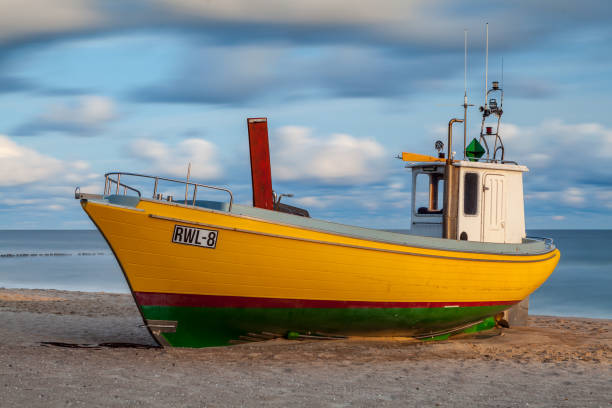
[{"x1": 82, "y1": 197, "x2": 559, "y2": 347}]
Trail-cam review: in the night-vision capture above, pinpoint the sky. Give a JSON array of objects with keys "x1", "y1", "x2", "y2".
[{"x1": 1, "y1": 0, "x2": 612, "y2": 230}]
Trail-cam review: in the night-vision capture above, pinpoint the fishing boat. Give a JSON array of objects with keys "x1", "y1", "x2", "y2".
[
  {"x1": 75, "y1": 26, "x2": 559, "y2": 347},
  {"x1": 75, "y1": 74, "x2": 559, "y2": 347}
]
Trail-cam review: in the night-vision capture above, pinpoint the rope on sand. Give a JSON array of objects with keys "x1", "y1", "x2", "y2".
[{"x1": 40, "y1": 341, "x2": 159, "y2": 349}]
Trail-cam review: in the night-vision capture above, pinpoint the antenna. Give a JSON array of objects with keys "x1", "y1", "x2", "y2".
[
  {"x1": 501, "y1": 56, "x2": 504, "y2": 90},
  {"x1": 463, "y1": 29, "x2": 468, "y2": 159},
  {"x1": 477, "y1": 23, "x2": 505, "y2": 162},
  {"x1": 484, "y1": 22, "x2": 489, "y2": 109},
  {"x1": 462, "y1": 30, "x2": 474, "y2": 159},
  {"x1": 464, "y1": 30, "x2": 468, "y2": 99}
]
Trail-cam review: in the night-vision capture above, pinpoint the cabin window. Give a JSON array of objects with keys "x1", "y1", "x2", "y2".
[
  {"x1": 415, "y1": 173, "x2": 443, "y2": 215},
  {"x1": 464, "y1": 172, "x2": 479, "y2": 215}
]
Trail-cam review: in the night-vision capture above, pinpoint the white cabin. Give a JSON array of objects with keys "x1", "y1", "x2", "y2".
[{"x1": 408, "y1": 160, "x2": 528, "y2": 244}]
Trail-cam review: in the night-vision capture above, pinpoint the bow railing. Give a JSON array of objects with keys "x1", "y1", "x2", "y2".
[{"x1": 104, "y1": 172, "x2": 234, "y2": 211}]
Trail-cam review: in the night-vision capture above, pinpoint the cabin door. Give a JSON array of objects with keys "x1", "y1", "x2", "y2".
[{"x1": 482, "y1": 174, "x2": 506, "y2": 243}]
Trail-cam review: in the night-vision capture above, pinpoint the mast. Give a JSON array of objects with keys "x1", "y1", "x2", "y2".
[
  {"x1": 462, "y1": 30, "x2": 474, "y2": 159},
  {"x1": 484, "y1": 23, "x2": 488, "y2": 110},
  {"x1": 463, "y1": 30, "x2": 467, "y2": 159},
  {"x1": 477, "y1": 23, "x2": 505, "y2": 161}
]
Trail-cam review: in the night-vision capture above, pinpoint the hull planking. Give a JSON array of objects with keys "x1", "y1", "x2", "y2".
[{"x1": 82, "y1": 197, "x2": 559, "y2": 347}]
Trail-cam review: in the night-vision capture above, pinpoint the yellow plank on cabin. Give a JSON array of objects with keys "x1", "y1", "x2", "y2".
[{"x1": 401, "y1": 152, "x2": 445, "y2": 162}]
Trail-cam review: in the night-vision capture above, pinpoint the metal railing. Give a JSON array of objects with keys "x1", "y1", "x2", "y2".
[
  {"x1": 104, "y1": 174, "x2": 142, "y2": 197},
  {"x1": 104, "y1": 172, "x2": 234, "y2": 211},
  {"x1": 526, "y1": 236, "x2": 555, "y2": 250},
  {"x1": 467, "y1": 158, "x2": 519, "y2": 165}
]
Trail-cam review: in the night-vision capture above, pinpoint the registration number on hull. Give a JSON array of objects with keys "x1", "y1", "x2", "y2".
[{"x1": 172, "y1": 225, "x2": 218, "y2": 249}]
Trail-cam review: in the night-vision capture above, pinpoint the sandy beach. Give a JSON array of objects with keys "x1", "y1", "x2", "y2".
[{"x1": 0, "y1": 288, "x2": 609, "y2": 407}]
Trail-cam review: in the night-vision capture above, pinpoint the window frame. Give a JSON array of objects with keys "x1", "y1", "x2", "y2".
[
  {"x1": 463, "y1": 172, "x2": 479, "y2": 216},
  {"x1": 413, "y1": 171, "x2": 444, "y2": 218}
]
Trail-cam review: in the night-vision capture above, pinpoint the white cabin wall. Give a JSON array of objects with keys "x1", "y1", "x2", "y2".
[
  {"x1": 456, "y1": 164, "x2": 526, "y2": 244},
  {"x1": 504, "y1": 172, "x2": 526, "y2": 243}
]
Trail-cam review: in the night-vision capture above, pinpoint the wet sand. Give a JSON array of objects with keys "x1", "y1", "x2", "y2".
[{"x1": 0, "y1": 288, "x2": 610, "y2": 407}]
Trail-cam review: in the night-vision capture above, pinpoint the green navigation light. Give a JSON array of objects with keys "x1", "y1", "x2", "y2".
[{"x1": 466, "y1": 138, "x2": 485, "y2": 161}]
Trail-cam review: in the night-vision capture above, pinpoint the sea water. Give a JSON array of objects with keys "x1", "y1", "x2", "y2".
[
  {"x1": 0, "y1": 229, "x2": 610, "y2": 319},
  {"x1": 528, "y1": 229, "x2": 612, "y2": 319},
  {"x1": 0, "y1": 230, "x2": 128, "y2": 293}
]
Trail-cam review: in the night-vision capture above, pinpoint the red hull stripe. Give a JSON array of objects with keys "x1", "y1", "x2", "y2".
[{"x1": 134, "y1": 292, "x2": 518, "y2": 309}]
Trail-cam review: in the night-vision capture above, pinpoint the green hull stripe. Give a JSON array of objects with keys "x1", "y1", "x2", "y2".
[{"x1": 140, "y1": 305, "x2": 508, "y2": 348}]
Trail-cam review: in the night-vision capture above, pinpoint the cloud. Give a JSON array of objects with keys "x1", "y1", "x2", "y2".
[
  {"x1": 292, "y1": 196, "x2": 329, "y2": 209},
  {"x1": 157, "y1": 0, "x2": 612, "y2": 41},
  {"x1": 2, "y1": 1, "x2": 612, "y2": 55},
  {"x1": 0, "y1": 134, "x2": 96, "y2": 188},
  {"x1": 562, "y1": 187, "x2": 586, "y2": 206},
  {"x1": 1, "y1": 1, "x2": 610, "y2": 109},
  {"x1": 268, "y1": 177, "x2": 415, "y2": 228},
  {"x1": 0, "y1": 75, "x2": 37, "y2": 94},
  {"x1": 504, "y1": 119, "x2": 612, "y2": 215},
  {"x1": 596, "y1": 191, "x2": 612, "y2": 210},
  {"x1": 0, "y1": 0, "x2": 104, "y2": 46},
  {"x1": 271, "y1": 126, "x2": 387, "y2": 185},
  {"x1": 0, "y1": 134, "x2": 98, "y2": 226},
  {"x1": 504, "y1": 119, "x2": 612, "y2": 164},
  {"x1": 46, "y1": 204, "x2": 65, "y2": 211},
  {"x1": 0, "y1": 198, "x2": 42, "y2": 206},
  {"x1": 132, "y1": 45, "x2": 287, "y2": 104},
  {"x1": 309, "y1": 47, "x2": 454, "y2": 98},
  {"x1": 132, "y1": 44, "x2": 457, "y2": 104},
  {"x1": 14, "y1": 95, "x2": 116, "y2": 136},
  {"x1": 508, "y1": 78, "x2": 557, "y2": 99},
  {"x1": 0, "y1": 135, "x2": 64, "y2": 186},
  {"x1": 129, "y1": 138, "x2": 222, "y2": 180}
]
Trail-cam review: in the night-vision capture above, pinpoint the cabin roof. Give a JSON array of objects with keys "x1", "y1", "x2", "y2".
[
  {"x1": 404, "y1": 160, "x2": 528, "y2": 173},
  {"x1": 454, "y1": 160, "x2": 529, "y2": 172}
]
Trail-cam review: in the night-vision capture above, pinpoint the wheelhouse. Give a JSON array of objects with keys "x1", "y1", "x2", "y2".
[{"x1": 406, "y1": 161, "x2": 528, "y2": 244}]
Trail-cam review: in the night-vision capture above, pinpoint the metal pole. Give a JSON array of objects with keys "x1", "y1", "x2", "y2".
[
  {"x1": 464, "y1": 29, "x2": 468, "y2": 159},
  {"x1": 484, "y1": 22, "x2": 489, "y2": 109},
  {"x1": 443, "y1": 119, "x2": 463, "y2": 240},
  {"x1": 429, "y1": 174, "x2": 440, "y2": 211},
  {"x1": 185, "y1": 162, "x2": 191, "y2": 204},
  {"x1": 464, "y1": 99, "x2": 468, "y2": 159},
  {"x1": 447, "y1": 118, "x2": 463, "y2": 164}
]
